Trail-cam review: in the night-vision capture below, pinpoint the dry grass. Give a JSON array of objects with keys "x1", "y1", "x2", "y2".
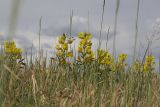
[{"x1": 0, "y1": 56, "x2": 160, "y2": 107}]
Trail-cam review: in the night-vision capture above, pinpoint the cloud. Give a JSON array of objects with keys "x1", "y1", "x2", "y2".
[
  {"x1": 155, "y1": 18, "x2": 160, "y2": 23},
  {"x1": 42, "y1": 15, "x2": 116, "y2": 42},
  {"x1": 1, "y1": 16, "x2": 159, "y2": 58},
  {"x1": 42, "y1": 16, "x2": 89, "y2": 37},
  {"x1": 0, "y1": 0, "x2": 160, "y2": 69},
  {"x1": 0, "y1": 30, "x2": 56, "y2": 56},
  {"x1": 0, "y1": 15, "x2": 132, "y2": 58},
  {"x1": 73, "y1": 16, "x2": 87, "y2": 24}
]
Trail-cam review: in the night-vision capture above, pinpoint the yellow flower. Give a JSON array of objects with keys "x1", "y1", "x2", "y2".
[
  {"x1": 67, "y1": 51, "x2": 73, "y2": 57},
  {"x1": 78, "y1": 47, "x2": 83, "y2": 53},
  {"x1": 143, "y1": 64, "x2": 148, "y2": 72},
  {"x1": 86, "y1": 33, "x2": 92, "y2": 39},
  {"x1": 62, "y1": 43, "x2": 68, "y2": 50},
  {"x1": 4, "y1": 40, "x2": 22, "y2": 59},
  {"x1": 77, "y1": 56, "x2": 81, "y2": 62},
  {"x1": 143, "y1": 55, "x2": 155, "y2": 73},
  {"x1": 87, "y1": 41, "x2": 92, "y2": 46},
  {"x1": 14, "y1": 48, "x2": 22, "y2": 54},
  {"x1": 116, "y1": 53, "x2": 127, "y2": 70},
  {"x1": 55, "y1": 44, "x2": 61, "y2": 50},
  {"x1": 55, "y1": 34, "x2": 74, "y2": 65},
  {"x1": 60, "y1": 58, "x2": 66, "y2": 64},
  {"x1": 133, "y1": 60, "x2": 142, "y2": 72},
  {"x1": 58, "y1": 35, "x2": 66, "y2": 44},
  {"x1": 56, "y1": 51, "x2": 64, "y2": 57},
  {"x1": 88, "y1": 51, "x2": 94, "y2": 60},
  {"x1": 111, "y1": 64, "x2": 117, "y2": 72},
  {"x1": 81, "y1": 39, "x2": 87, "y2": 46},
  {"x1": 78, "y1": 32, "x2": 85, "y2": 39},
  {"x1": 77, "y1": 32, "x2": 94, "y2": 63},
  {"x1": 97, "y1": 49, "x2": 113, "y2": 65},
  {"x1": 86, "y1": 46, "x2": 91, "y2": 54},
  {"x1": 118, "y1": 54, "x2": 127, "y2": 63}
]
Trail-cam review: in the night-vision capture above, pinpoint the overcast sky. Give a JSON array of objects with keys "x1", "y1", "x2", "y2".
[{"x1": 0, "y1": 0, "x2": 160, "y2": 60}]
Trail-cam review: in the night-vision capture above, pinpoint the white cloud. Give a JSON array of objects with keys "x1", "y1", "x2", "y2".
[
  {"x1": 72, "y1": 16, "x2": 87, "y2": 24},
  {"x1": 156, "y1": 18, "x2": 160, "y2": 23}
]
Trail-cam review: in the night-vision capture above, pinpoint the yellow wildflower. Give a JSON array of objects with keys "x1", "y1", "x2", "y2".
[
  {"x1": 87, "y1": 41, "x2": 92, "y2": 46},
  {"x1": 56, "y1": 51, "x2": 64, "y2": 57},
  {"x1": 77, "y1": 32, "x2": 94, "y2": 63},
  {"x1": 118, "y1": 54, "x2": 127, "y2": 63},
  {"x1": 97, "y1": 49, "x2": 113, "y2": 65},
  {"x1": 55, "y1": 44, "x2": 61, "y2": 50},
  {"x1": 77, "y1": 56, "x2": 81, "y2": 62},
  {"x1": 67, "y1": 51, "x2": 73, "y2": 57},
  {"x1": 62, "y1": 43, "x2": 68, "y2": 50},
  {"x1": 78, "y1": 47, "x2": 83, "y2": 53},
  {"x1": 4, "y1": 40, "x2": 22, "y2": 59},
  {"x1": 133, "y1": 60, "x2": 142, "y2": 72},
  {"x1": 86, "y1": 46, "x2": 91, "y2": 54},
  {"x1": 55, "y1": 34, "x2": 74, "y2": 65},
  {"x1": 143, "y1": 55, "x2": 155, "y2": 73},
  {"x1": 78, "y1": 32, "x2": 85, "y2": 39},
  {"x1": 81, "y1": 39, "x2": 87, "y2": 46},
  {"x1": 58, "y1": 34, "x2": 66, "y2": 44},
  {"x1": 86, "y1": 33, "x2": 92, "y2": 39}
]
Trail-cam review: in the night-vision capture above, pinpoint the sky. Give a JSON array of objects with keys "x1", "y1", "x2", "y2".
[{"x1": 0, "y1": 0, "x2": 160, "y2": 61}]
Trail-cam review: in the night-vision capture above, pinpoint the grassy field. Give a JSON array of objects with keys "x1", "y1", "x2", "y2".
[
  {"x1": 0, "y1": 33, "x2": 159, "y2": 107},
  {"x1": 0, "y1": 0, "x2": 160, "y2": 107}
]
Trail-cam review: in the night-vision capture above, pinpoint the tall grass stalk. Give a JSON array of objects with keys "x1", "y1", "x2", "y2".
[
  {"x1": 133, "y1": 0, "x2": 140, "y2": 61},
  {"x1": 106, "y1": 27, "x2": 110, "y2": 50},
  {"x1": 69, "y1": 10, "x2": 73, "y2": 62},
  {"x1": 159, "y1": 56, "x2": 160, "y2": 74},
  {"x1": 69, "y1": 10, "x2": 73, "y2": 38},
  {"x1": 142, "y1": 41, "x2": 150, "y2": 64},
  {"x1": 38, "y1": 17, "x2": 42, "y2": 59},
  {"x1": 113, "y1": 0, "x2": 120, "y2": 59},
  {"x1": 38, "y1": 16, "x2": 43, "y2": 71},
  {"x1": 8, "y1": 0, "x2": 21, "y2": 40},
  {"x1": 87, "y1": 11, "x2": 90, "y2": 33},
  {"x1": 98, "y1": 0, "x2": 106, "y2": 49}
]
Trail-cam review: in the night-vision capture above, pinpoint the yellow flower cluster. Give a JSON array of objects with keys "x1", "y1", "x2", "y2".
[
  {"x1": 55, "y1": 34, "x2": 74, "y2": 65},
  {"x1": 77, "y1": 32, "x2": 94, "y2": 63},
  {"x1": 132, "y1": 60, "x2": 142, "y2": 72},
  {"x1": 118, "y1": 54, "x2": 128, "y2": 65},
  {"x1": 143, "y1": 55, "x2": 156, "y2": 73},
  {"x1": 111, "y1": 54, "x2": 128, "y2": 72},
  {"x1": 4, "y1": 40, "x2": 22, "y2": 59},
  {"x1": 97, "y1": 49, "x2": 113, "y2": 65},
  {"x1": 54, "y1": 32, "x2": 157, "y2": 73}
]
